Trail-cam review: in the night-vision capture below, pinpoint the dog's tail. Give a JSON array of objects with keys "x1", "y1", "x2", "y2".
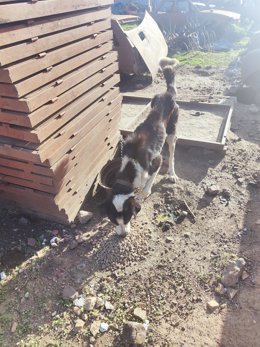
[{"x1": 163, "y1": 65, "x2": 177, "y2": 96}]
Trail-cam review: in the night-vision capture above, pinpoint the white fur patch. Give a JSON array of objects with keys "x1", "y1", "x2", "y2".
[
  {"x1": 112, "y1": 193, "x2": 134, "y2": 212},
  {"x1": 116, "y1": 223, "x2": 131, "y2": 236}
]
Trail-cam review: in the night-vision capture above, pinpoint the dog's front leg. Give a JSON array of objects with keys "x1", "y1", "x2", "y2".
[
  {"x1": 166, "y1": 134, "x2": 178, "y2": 183},
  {"x1": 143, "y1": 155, "x2": 162, "y2": 197}
]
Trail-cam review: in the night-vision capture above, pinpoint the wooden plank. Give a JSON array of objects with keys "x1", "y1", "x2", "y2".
[
  {"x1": 0, "y1": 155, "x2": 52, "y2": 176},
  {"x1": 60, "y1": 133, "x2": 119, "y2": 219},
  {"x1": 0, "y1": 0, "x2": 113, "y2": 24},
  {"x1": 0, "y1": 72, "x2": 117, "y2": 144},
  {"x1": 0, "y1": 144, "x2": 41, "y2": 164},
  {"x1": 0, "y1": 7, "x2": 110, "y2": 47},
  {"x1": 0, "y1": 109, "x2": 30, "y2": 127},
  {"x1": 0, "y1": 30, "x2": 113, "y2": 83},
  {"x1": 28, "y1": 62, "x2": 119, "y2": 128},
  {"x1": 0, "y1": 18, "x2": 111, "y2": 66},
  {"x1": 0, "y1": 174, "x2": 55, "y2": 194},
  {"x1": 1, "y1": 40, "x2": 113, "y2": 98},
  {"x1": 0, "y1": 50, "x2": 117, "y2": 113},
  {"x1": 55, "y1": 110, "x2": 120, "y2": 199},
  {"x1": 26, "y1": 51, "x2": 117, "y2": 113},
  {"x1": 35, "y1": 70, "x2": 119, "y2": 143},
  {"x1": 51, "y1": 92, "x2": 121, "y2": 178},
  {"x1": 38, "y1": 78, "x2": 120, "y2": 163},
  {"x1": 0, "y1": 165, "x2": 53, "y2": 186}
]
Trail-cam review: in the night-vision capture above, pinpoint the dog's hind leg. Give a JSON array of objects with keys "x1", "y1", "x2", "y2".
[
  {"x1": 166, "y1": 134, "x2": 178, "y2": 183},
  {"x1": 143, "y1": 155, "x2": 162, "y2": 198}
]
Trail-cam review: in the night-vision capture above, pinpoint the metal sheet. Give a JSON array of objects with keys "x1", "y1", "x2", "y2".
[
  {"x1": 112, "y1": 11, "x2": 167, "y2": 78},
  {"x1": 125, "y1": 11, "x2": 168, "y2": 78}
]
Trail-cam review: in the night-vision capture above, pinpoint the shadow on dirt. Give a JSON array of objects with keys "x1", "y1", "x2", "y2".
[{"x1": 220, "y1": 182, "x2": 260, "y2": 347}]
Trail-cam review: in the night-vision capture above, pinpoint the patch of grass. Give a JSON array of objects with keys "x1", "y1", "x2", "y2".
[
  {"x1": 121, "y1": 22, "x2": 138, "y2": 31},
  {"x1": 172, "y1": 48, "x2": 241, "y2": 68}
]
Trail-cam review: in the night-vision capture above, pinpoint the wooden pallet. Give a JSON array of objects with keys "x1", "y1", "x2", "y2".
[{"x1": 0, "y1": 1, "x2": 121, "y2": 224}]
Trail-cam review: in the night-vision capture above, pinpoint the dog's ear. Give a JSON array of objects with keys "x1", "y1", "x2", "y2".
[{"x1": 128, "y1": 197, "x2": 141, "y2": 218}]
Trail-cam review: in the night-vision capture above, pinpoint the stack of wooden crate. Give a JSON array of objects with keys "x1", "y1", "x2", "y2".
[{"x1": 0, "y1": 0, "x2": 121, "y2": 224}]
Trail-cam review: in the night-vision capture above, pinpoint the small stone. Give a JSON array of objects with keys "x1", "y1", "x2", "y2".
[
  {"x1": 122, "y1": 321, "x2": 147, "y2": 345},
  {"x1": 27, "y1": 238, "x2": 36, "y2": 247},
  {"x1": 62, "y1": 286, "x2": 78, "y2": 300},
  {"x1": 221, "y1": 258, "x2": 246, "y2": 287},
  {"x1": 105, "y1": 301, "x2": 114, "y2": 311},
  {"x1": 73, "y1": 296, "x2": 85, "y2": 307},
  {"x1": 24, "y1": 292, "x2": 30, "y2": 299},
  {"x1": 133, "y1": 307, "x2": 147, "y2": 322},
  {"x1": 11, "y1": 322, "x2": 18, "y2": 333},
  {"x1": 95, "y1": 297, "x2": 105, "y2": 308},
  {"x1": 18, "y1": 217, "x2": 29, "y2": 225},
  {"x1": 85, "y1": 297, "x2": 97, "y2": 311},
  {"x1": 90, "y1": 320, "x2": 101, "y2": 336},
  {"x1": 207, "y1": 299, "x2": 219, "y2": 312},
  {"x1": 242, "y1": 271, "x2": 249, "y2": 280},
  {"x1": 184, "y1": 232, "x2": 190, "y2": 239},
  {"x1": 73, "y1": 306, "x2": 82, "y2": 316},
  {"x1": 81, "y1": 313, "x2": 88, "y2": 321},
  {"x1": 0, "y1": 271, "x2": 7, "y2": 281},
  {"x1": 69, "y1": 240, "x2": 78, "y2": 250},
  {"x1": 215, "y1": 283, "x2": 226, "y2": 295},
  {"x1": 255, "y1": 220, "x2": 260, "y2": 225},
  {"x1": 75, "y1": 318, "x2": 85, "y2": 331},
  {"x1": 78, "y1": 210, "x2": 93, "y2": 225},
  {"x1": 162, "y1": 222, "x2": 171, "y2": 232},
  {"x1": 50, "y1": 236, "x2": 60, "y2": 248},
  {"x1": 165, "y1": 237, "x2": 173, "y2": 243},
  {"x1": 206, "y1": 184, "x2": 220, "y2": 196},
  {"x1": 99, "y1": 322, "x2": 109, "y2": 333},
  {"x1": 227, "y1": 288, "x2": 238, "y2": 300}
]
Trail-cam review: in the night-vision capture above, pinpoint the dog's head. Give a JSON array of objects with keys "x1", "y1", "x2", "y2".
[{"x1": 101, "y1": 193, "x2": 141, "y2": 236}]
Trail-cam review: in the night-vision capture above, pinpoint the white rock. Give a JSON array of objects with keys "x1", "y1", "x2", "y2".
[
  {"x1": 133, "y1": 307, "x2": 147, "y2": 321},
  {"x1": 90, "y1": 320, "x2": 101, "y2": 336},
  {"x1": 99, "y1": 322, "x2": 109, "y2": 333},
  {"x1": 207, "y1": 299, "x2": 219, "y2": 312},
  {"x1": 105, "y1": 301, "x2": 114, "y2": 311},
  {"x1": 227, "y1": 288, "x2": 238, "y2": 300},
  {"x1": 73, "y1": 295, "x2": 85, "y2": 307},
  {"x1": 221, "y1": 258, "x2": 246, "y2": 287},
  {"x1": 0, "y1": 271, "x2": 7, "y2": 281},
  {"x1": 75, "y1": 318, "x2": 85, "y2": 331},
  {"x1": 78, "y1": 210, "x2": 93, "y2": 224}
]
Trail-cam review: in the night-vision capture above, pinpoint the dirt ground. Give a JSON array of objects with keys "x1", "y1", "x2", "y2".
[{"x1": 0, "y1": 58, "x2": 259, "y2": 347}]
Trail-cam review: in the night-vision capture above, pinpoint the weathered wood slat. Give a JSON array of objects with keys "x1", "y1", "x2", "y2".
[
  {"x1": 38, "y1": 77, "x2": 120, "y2": 164},
  {"x1": 51, "y1": 92, "x2": 121, "y2": 180},
  {"x1": 0, "y1": 156, "x2": 52, "y2": 176},
  {"x1": 0, "y1": 7, "x2": 110, "y2": 47},
  {"x1": 0, "y1": 50, "x2": 117, "y2": 113},
  {"x1": 0, "y1": 0, "x2": 113, "y2": 24},
  {"x1": 0, "y1": 30, "x2": 113, "y2": 83},
  {"x1": 0, "y1": 18, "x2": 111, "y2": 66},
  {"x1": 0, "y1": 40, "x2": 113, "y2": 99},
  {"x1": 28, "y1": 62, "x2": 119, "y2": 128}
]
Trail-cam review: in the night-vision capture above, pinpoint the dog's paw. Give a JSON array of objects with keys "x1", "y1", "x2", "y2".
[{"x1": 167, "y1": 172, "x2": 178, "y2": 183}]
